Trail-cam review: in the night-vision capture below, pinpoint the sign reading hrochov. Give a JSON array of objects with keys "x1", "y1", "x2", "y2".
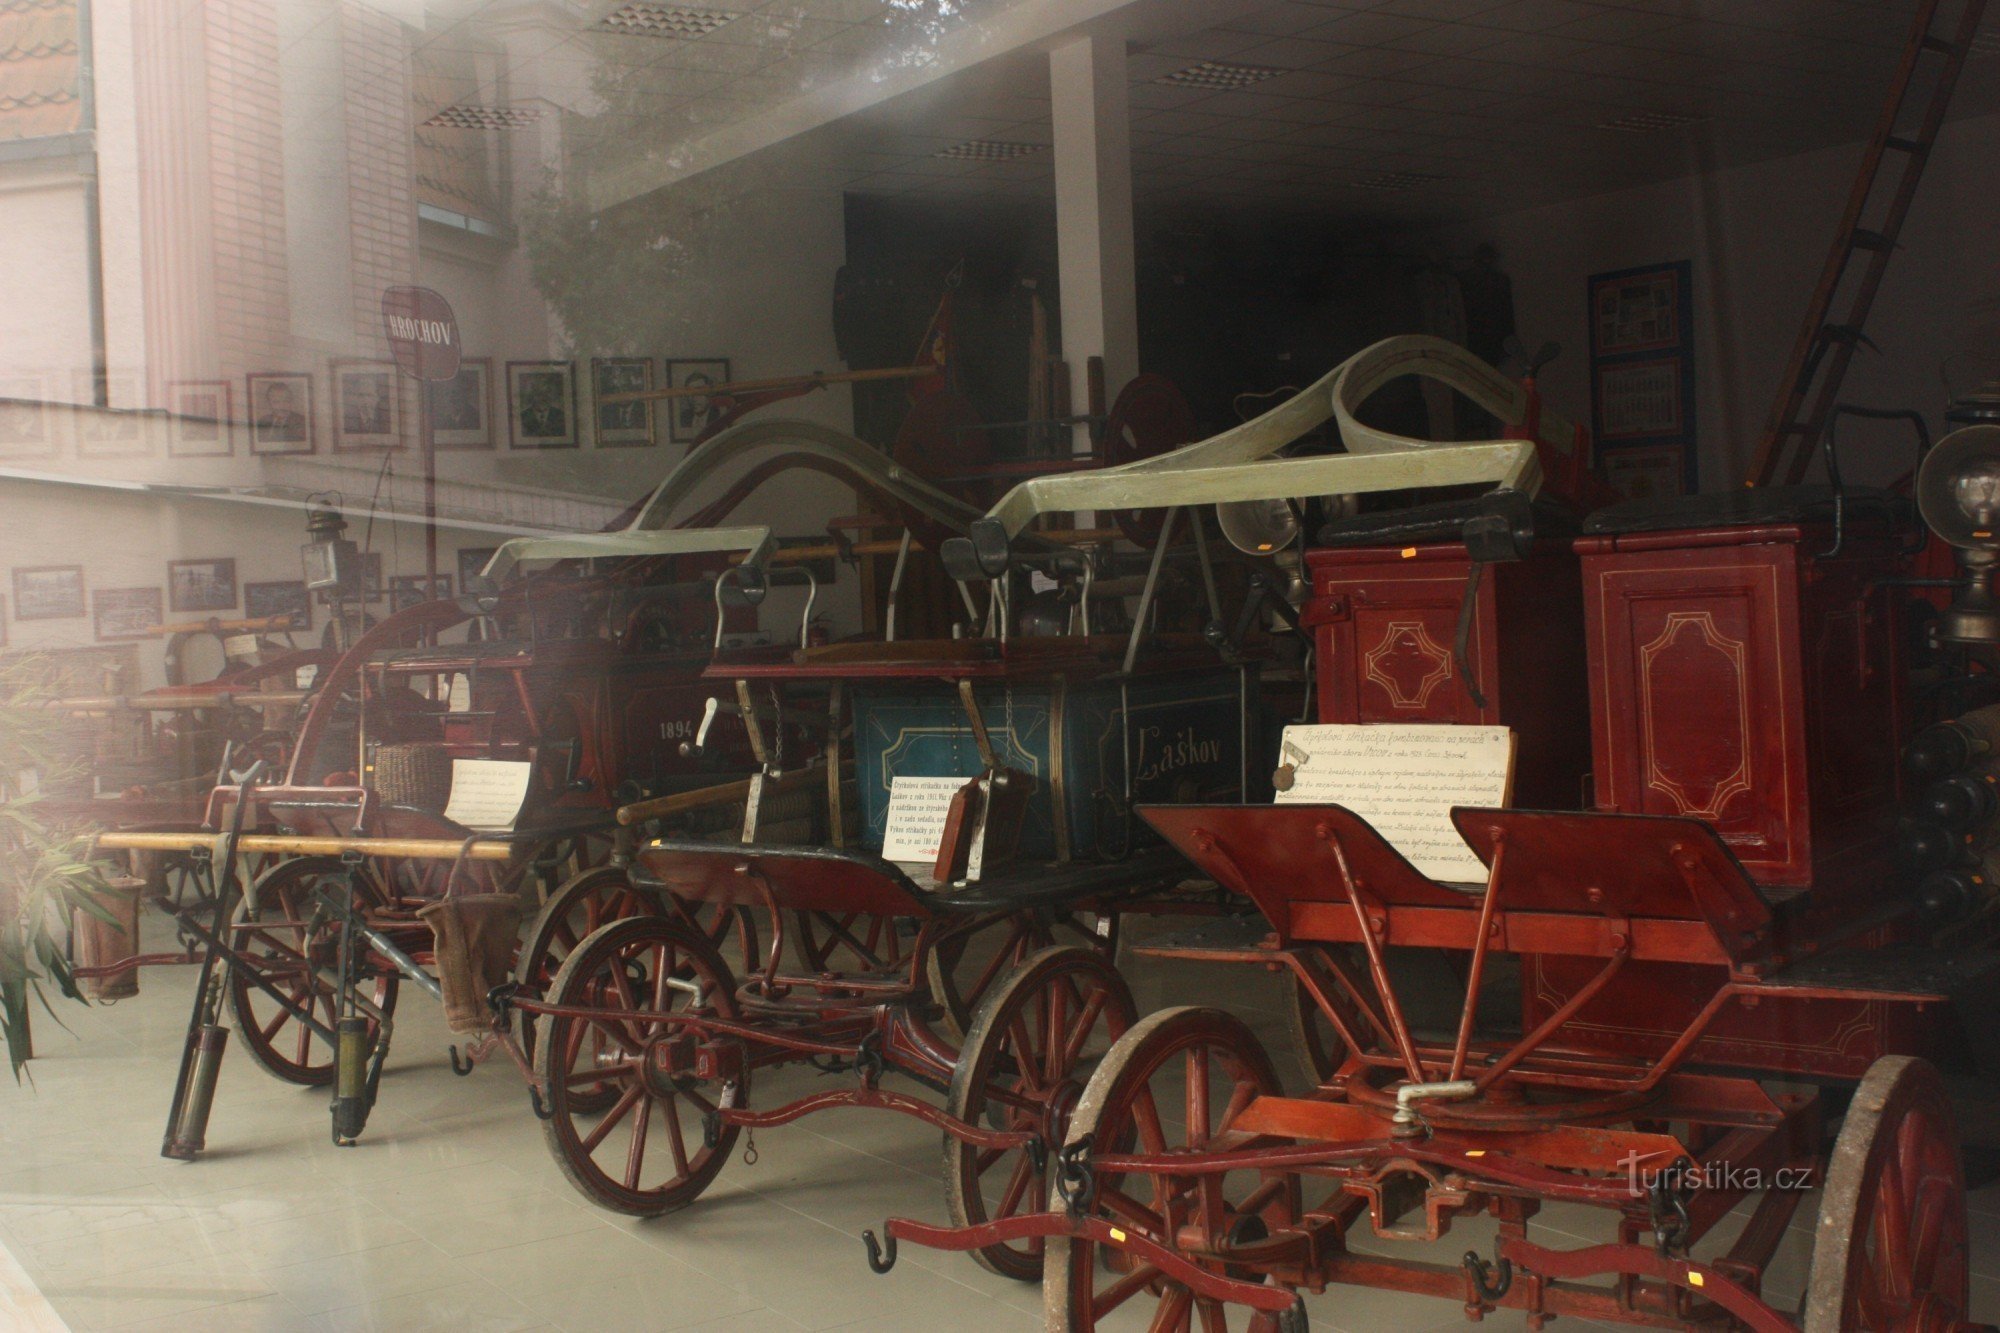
[{"x1": 380, "y1": 286, "x2": 461, "y2": 383}]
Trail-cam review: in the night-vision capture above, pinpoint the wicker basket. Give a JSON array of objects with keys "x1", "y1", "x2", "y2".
[{"x1": 374, "y1": 742, "x2": 454, "y2": 812}]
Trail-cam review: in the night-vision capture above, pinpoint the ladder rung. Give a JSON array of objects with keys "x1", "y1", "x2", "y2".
[
  {"x1": 1884, "y1": 135, "x2": 1928, "y2": 154},
  {"x1": 1851, "y1": 229, "x2": 1894, "y2": 251},
  {"x1": 1920, "y1": 33, "x2": 1960, "y2": 53},
  {"x1": 1822, "y1": 324, "x2": 1867, "y2": 343}
]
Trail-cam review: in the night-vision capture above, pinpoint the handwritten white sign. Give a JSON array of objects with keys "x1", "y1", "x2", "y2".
[
  {"x1": 444, "y1": 758, "x2": 533, "y2": 831},
  {"x1": 1273, "y1": 723, "x2": 1514, "y2": 883},
  {"x1": 881, "y1": 774, "x2": 971, "y2": 866}
]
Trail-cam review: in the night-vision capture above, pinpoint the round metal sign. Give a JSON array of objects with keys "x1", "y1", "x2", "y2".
[{"x1": 380, "y1": 286, "x2": 462, "y2": 383}]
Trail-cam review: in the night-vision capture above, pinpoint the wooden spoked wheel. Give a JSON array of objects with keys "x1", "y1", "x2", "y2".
[
  {"x1": 1803, "y1": 1055, "x2": 1973, "y2": 1333},
  {"x1": 942, "y1": 946, "x2": 1138, "y2": 1280},
  {"x1": 228, "y1": 856, "x2": 399, "y2": 1087},
  {"x1": 928, "y1": 910, "x2": 1119, "y2": 1042},
  {"x1": 792, "y1": 910, "x2": 910, "y2": 978},
  {"x1": 1045, "y1": 1006, "x2": 1301, "y2": 1333},
  {"x1": 535, "y1": 916, "x2": 745, "y2": 1216}
]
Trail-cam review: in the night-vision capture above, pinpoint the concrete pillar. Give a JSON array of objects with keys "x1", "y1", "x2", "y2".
[{"x1": 1050, "y1": 34, "x2": 1137, "y2": 456}]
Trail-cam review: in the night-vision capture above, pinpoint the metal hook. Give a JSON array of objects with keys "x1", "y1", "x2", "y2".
[
  {"x1": 528, "y1": 1085, "x2": 554, "y2": 1120},
  {"x1": 448, "y1": 1045, "x2": 475, "y2": 1077},
  {"x1": 862, "y1": 1228, "x2": 898, "y2": 1274},
  {"x1": 1463, "y1": 1247, "x2": 1514, "y2": 1302}
]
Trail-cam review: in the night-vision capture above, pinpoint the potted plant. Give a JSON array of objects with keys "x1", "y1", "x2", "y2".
[{"x1": 0, "y1": 654, "x2": 118, "y2": 1079}]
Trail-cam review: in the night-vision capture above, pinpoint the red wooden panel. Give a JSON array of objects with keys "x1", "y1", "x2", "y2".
[
  {"x1": 633, "y1": 843, "x2": 927, "y2": 917},
  {"x1": 1582, "y1": 544, "x2": 1809, "y2": 886}
]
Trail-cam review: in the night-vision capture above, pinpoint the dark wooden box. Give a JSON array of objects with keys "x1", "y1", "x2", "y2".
[
  {"x1": 1301, "y1": 542, "x2": 1589, "y2": 810},
  {"x1": 1576, "y1": 520, "x2": 1906, "y2": 894}
]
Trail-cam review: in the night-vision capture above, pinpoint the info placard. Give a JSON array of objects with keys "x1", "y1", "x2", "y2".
[
  {"x1": 1273, "y1": 723, "x2": 1514, "y2": 882},
  {"x1": 443, "y1": 758, "x2": 533, "y2": 832},
  {"x1": 880, "y1": 774, "x2": 970, "y2": 866}
]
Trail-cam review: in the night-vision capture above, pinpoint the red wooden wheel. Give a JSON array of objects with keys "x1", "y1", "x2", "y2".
[
  {"x1": 1045, "y1": 1006, "x2": 1299, "y2": 1331},
  {"x1": 1287, "y1": 945, "x2": 1357, "y2": 1091},
  {"x1": 228, "y1": 856, "x2": 399, "y2": 1086},
  {"x1": 942, "y1": 945, "x2": 1137, "y2": 1280},
  {"x1": 535, "y1": 915, "x2": 746, "y2": 1216},
  {"x1": 927, "y1": 909, "x2": 1120, "y2": 1041},
  {"x1": 1803, "y1": 1056, "x2": 1974, "y2": 1333},
  {"x1": 1100, "y1": 375, "x2": 1199, "y2": 547},
  {"x1": 792, "y1": 909, "x2": 910, "y2": 978}
]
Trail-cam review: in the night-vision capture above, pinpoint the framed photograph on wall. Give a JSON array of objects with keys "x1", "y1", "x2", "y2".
[
  {"x1": 1590, "y1": 266, "x2": 1682, "y2": 357},
  {"x1": 73, "y1": 371, "x2": 149, "y2": 459},
  {"x1": 507, "y1": 361, "x2": 577, "y2": 449},
  {"x1": 93, "y1": 587, "x2": 163, "y2": 642},
  {"x1": 167, "y1": 558, "x2": 238, "y2": 614},
  {"x1": 359, "y1": 551, "x2": 386, "y2": 604},
  {"x1": 1588, "y1": 260, "x2": 1697, "y2": 494},
  {"x1": 665, "y1": 358, "x2": 730, "y2": 445},
  {"x1": 591, "y1": 357, "x2": 654, "y2": 447},
  {"x1": 333, "y1": 360, "x2": 401, "y2": 451},
  {"x1": 0, "y1": 375, "x2": 53, "y2": 459},
  {"x1": 245, "y1": 579, "x2": 311, "y2": 628},
  {"x1": 14, "y1": 566, "x2": 85, "y2": 620},
  {"x1": 246, "y1": 372, "x2": 314, "y2": 455},
  {"x1": 167, "y1": 380, "x2": 233, "y2": 458},
  {"x1": 1595, "y1": 358, "x2": 1686, "y2": 441},
  {"x1": 456, "y1": 547, "x2": 497, "y2": 590},
  {"x1": 428, "y1": 358, "x2": 491, "y2": 450},
  {"x1": 390, "y1": 573, "x2": 451, "y2": 611}
]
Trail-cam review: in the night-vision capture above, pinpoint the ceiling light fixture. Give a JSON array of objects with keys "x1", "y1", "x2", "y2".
[
  {"x1": 1352, "y1": 171, "x2": 1448, "y2": 191},
  {"x1": 422, "y1": 104, "x2": 547, "y2": 130},
  {"x1": 599, "y1": 4, "x2": 736, "y2": 38},
  {"x1": 1596, "y1": 110, "x2": 1704, "y2": 132},
  {"x1": 934, "y1": 139, "x2": 1046, "y2": 161},
  {"x1": 1156, "y1": 60, "x2": 1285, "y2": 91}
]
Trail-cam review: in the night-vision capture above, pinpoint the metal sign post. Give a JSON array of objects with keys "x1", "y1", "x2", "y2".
[{"x1": 380, "y1": 286, "x2": 462, "y2": 595}]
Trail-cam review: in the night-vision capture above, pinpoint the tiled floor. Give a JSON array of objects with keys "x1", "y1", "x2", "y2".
[{"x1": 3, "y1": 907, "x2": 1998, "y2": 1331}]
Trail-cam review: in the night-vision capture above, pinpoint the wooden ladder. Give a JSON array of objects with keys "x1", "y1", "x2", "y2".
[{"x1": 1744, "y1": 0, "x2": 1989, "y2": 488}]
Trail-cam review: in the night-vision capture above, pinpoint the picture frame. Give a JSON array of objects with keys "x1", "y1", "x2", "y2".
[
  {"x1": 428, "y1": 358, "x2": 491, "y2": 450},
  {"x1": 390, "y1": 573, "x2": 452, "y2": 611},
  {"x1": 14, "y1": 565, "x2": 85, "y2": 620},
  {"x1": 1590, "y1": 266, "x2": 1682, "y2": 357},
  {"x1": 665, "y1": 358, "x2": 731, "y2": 445},
  {"x1": 244, "y1": 579, "x2": 311, "y2": 628},
  {"x1": 591, "y1": 357, "x2": 655, "y2": 447},
  {"x1": 507, "y1": 360, "x2": 577, "y2": 450},
  {"x1": 0, "y1": 375, "x2": 53, "y2": 458},
  {"x1": 93, "y1": 587, "x2": 163, "y2": 642},
  {"x1": 456, "y1": 547, "x2": 497, "y2": 590},
  {"x1": 167, "y1": 380, "x2": 233, "y2": 458},
  {"x1": 1601, "y1": 443, "x2": 1691, "y2": 502},
  {"x1": 73, "y1": 371, "x2": 149, "y2": 459},
  {"x1": 1595, "y1": 357, "x2": 1686, "y2": 441},
  {"x1": 359, "y1": 551, "x2": 386, "y2": 604},
  {"x1": 246, "y1": 372, "x2": 315, "y2": 455},
  {"x1": 332, "y1": 360, "x2": 402, "y2": 451},
  {"x1": 167, "y1": 558, "x2": 238, "y2": 614}
]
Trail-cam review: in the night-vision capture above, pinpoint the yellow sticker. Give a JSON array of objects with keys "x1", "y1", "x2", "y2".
[
  {"x1": 1688, "y1": 1271, "x2": 1705, "y2": 1288},
  {"x1": 1465, "y1": 1149, "x2": 1486, "y2": 1157},
  {"x1": 1400, "y1": 546, "x2": 1418, "y2": 558},
  {"x1": 1109, "y1": 1227, "x2": 1126, "y2": 1243}
]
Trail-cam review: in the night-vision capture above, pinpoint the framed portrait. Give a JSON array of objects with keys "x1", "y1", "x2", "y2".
[
  {"x1": 666, "y1": 358, "x2": 730, "y2": 445},
  {"x1": 0, "y1": 375, "x2": 52, "y2": 458},
  {"x1": 244, "y1": 579, "x2": 311, "y2": 628},
  {"x1": 1595, "y1": 358, "x2": 1686, "y2": 441},
  {"x1": 73, "y1": 371, "x2": 148, "y2": 459},
  {"x1": 428, "y1": 358, "x2": 491, "y2": 450},
  {"x1": 167, "y1": 558, "x2": 238, "y2": 614},
  {"x1": 14, "y1": 565, "x2": 85, "y2": 620},
  {"x1": 456, "y1": 547, "x2": 497, "y2": 590},
  {"x1": 93, "y1": 587, "x2": 163, "y2": 642},
  {"x1": 333, "y1": 361, "x2": 401, "y2": 451},
  {"x1": 507, "y1": 361, "x2": 577, "y2": 449},
  {"x1": 591, "y1": 357, "x2": 654, "y2": 447},
  {"x1": 168, "y1": 380, "x2": 233, "y2": 458},
  {"x1": 390, "y1": 573, "x2": 452, "y2": 611},
  {"x1": 246, "y1": 372, "x2": 314, "y2": 455}
]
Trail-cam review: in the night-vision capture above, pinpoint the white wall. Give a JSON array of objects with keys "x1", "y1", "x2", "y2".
[
  {"x1": 1448, "y1": 109, "x2": 2000, "y2": 492},
  {"x1": 0, "y1": 166, "x2": 95, "y2": 391}
]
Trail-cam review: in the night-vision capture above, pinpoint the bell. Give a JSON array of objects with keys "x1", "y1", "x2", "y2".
[{"x1": 1216, "y1": 498, "x2": 1299, "y2": 555}]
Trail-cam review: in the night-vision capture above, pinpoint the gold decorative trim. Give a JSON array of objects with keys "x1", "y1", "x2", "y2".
[
  {"x1": 1637, "y1": 610, "x2": 1751, "y2": 819},
  {"x1": 1361, "y1": 618, "x2": 1455, "y2": 710}
]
